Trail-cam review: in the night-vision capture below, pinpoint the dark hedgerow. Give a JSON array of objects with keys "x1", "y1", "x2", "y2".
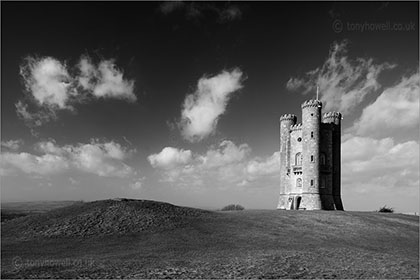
[
  {"x1": 378, "y1": 205, "x2": 394, "y2": 213},
  {"x1": 221, "y1": 204, "x2": 245, "y2": 211}
]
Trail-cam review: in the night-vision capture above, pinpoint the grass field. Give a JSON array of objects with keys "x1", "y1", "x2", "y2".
[
  {"x1": 1, "y1": 201, "x2": 82, "y2": 222},
  {"x1": 1, "y1": 199, "x2": 419, "y2": 279}
]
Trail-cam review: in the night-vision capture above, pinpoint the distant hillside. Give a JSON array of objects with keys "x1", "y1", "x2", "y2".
[
  {"x1": 1, "y1": 200, "x2": 81, "y2": 213},
  {"x1": 1, "y1": 199, "x2": 418, "y2": 279},
  {"x1": 2, "y1": 199, "x2": 211, "y2": 239},
  {"x1": 1, "y1": 200, "x2": 81, "y2": 222}
]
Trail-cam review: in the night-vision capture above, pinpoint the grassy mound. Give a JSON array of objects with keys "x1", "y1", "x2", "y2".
[
  {"x1": 1, "y1": 201, "x2": 418, "y2": 279},
  {"x1": 1, "y1": 199, "x2": 211, "y2": 239}
]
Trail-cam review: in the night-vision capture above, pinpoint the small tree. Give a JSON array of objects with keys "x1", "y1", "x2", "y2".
[
  {"x1": 221, "y1": 204, "x2": 245, "y2": 211},
  {"x1": 378, "y1": 205, "x2": 394, "y2": 213}
]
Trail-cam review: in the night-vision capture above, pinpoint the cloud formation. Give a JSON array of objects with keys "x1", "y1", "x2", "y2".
[
  {"x1": 20, "y1": 56, "x2": 75, "y2": 109},
  {"x1": 286, "y1": 40, "x2": 395, "y2": 114},
  {"x1": 148, "y1": 140, "x2": 279, "y2": 188},
  {"x1": 17, "y1": 55, "x2": 136, "y2": 127},
  {"x1": 1, "y1": 139, "x2": 23, "y2": 151},
  {"x1": 159, "y1": 2, "x2": 242, "y2": 23},
  {"x1": 148, "y1": 147, "x2": 192, "y2": 169},
  {"x1": 342, "y1": 136, "x2": 419, "y2": 193},
  {"x1": 348, "y1": 71, "x2": 419, "y2": 138},
  {"x1": 77, "y1": 56, "x2": 136, "y2": 101},
  {"x1": 179, "y1": 68, "x2": 244, "y2": 142},
  {"x1": 330, "y1": 63, "x2": 420, "y2": 210},
  {"x1": 15, "y1": 100, "x2": 58, "y2": 129},
  {"x1": 1, "y1": 139, "x2": 134, "y2": 177},
  {"x1": 129, "y1": 176, "x2": 146, "y2": 191}
]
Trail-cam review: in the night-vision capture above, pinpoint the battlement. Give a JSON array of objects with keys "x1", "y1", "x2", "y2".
[
  {"x1": 322, "y1": 111, "x2": 342, "y2": 120},
  {"x1": 290, "y1": 123, "x2": 302, "y2": 131},
  {"x1": 280, "y1": 114, "x2": 297, "y2": 122},
  {"x1": 322, "y1": 111, "x2": 342, "y2": 125},
  {"x1": 301, "y1": 99, "x2": 322, "y2": 109}
]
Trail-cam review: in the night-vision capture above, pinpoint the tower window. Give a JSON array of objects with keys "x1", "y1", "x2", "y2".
[
  {"x1": 321, "y1": 176, "x2": 326, "y2": 188},
  {"x1": 311, "y1": 155, "x2": 314, "y2": 162},
  {"x1": 296, "y1": 178, "x2": 302, "y2": 188},
  {"x1": 295, "y1": 152, "x2": 302, "y2": 166},
  {"x1": 311, "y1": 131, "x2": 314, "y2": 138},
  {"x1": 310, "y1": 179, "x2": 314, "y2": 186},
  {"x1": 311, "y1": 113, "x2": 313, "y2": 116},
  {"x1": 320, "y1": 153, "x2": 326, "y2": 165}
]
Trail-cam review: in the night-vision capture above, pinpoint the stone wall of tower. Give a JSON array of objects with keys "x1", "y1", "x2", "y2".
[
  {"x1": 322, "y1": 112, "x2": 344, "y2": 210},
  {"x1": 300, "y1": 100, "x2": 322, "y2": 210},
  {"x1": 278, "y1": 114, "x2": 297, "y2": 209},
  {"x1": 289, "y1": 125, "x2": 303, "y2": 196},
  {"x1": 320, "y1": 123, "x2": 335, "y2": 210}
]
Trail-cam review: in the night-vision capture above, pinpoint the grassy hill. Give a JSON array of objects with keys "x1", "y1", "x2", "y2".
[
  {"x1": 1, "y1": 199, "x2": 418, "y2": 279},
  {"x1": 1, "y1": 201, "x2": 81, "y2": 222}
]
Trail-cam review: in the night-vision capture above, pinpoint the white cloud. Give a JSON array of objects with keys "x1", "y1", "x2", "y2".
[
  {"x1": 341, "y1": 136, "x2": 393, "y2": 162},
  {"x1": 199, "y1": 140, "x2": 250, "y2": 168},
  {"x1": 130, "y1": 181, "x2": 143, "y2": 190},
  {"x1": 17, "y1": 55, "x2": 136, "y2": 127},
  {"x1": 77, "y1": 57, "x2": 136, "y2": 101},
  {"x1": 148, "y1": 140, "x2": 279, "y2": 189},
  {"x1": 159, "y1": 2, "x2": 243, "y2": 22},
  {"x1": 159, "y1": 1, "x2": 185, "y2": 15},
  {"x1": 336, "y1": 68, "x2": 419, "y2": 210},
  {"x1": 179, "y1": 68, "x2": 244, "y2": 142},
  {"x1": 219, "y1": 5, "x2": 242, "y2": 22},
  {"x1": 286, "y1": 40, "x2": 395, "y2": 114},
  {"x1": 1, "y1": 152, "x2": 69, "y2": 176},
  {"x1": 1, "y1": 140, "x2": 134, "y2": 177},
  {"x1": 68, "y1": 141, "x2": 134, "y2": 177},
  {"x1": 349, "y1": 71, "x2": 420, "y2": 138},
  {"x1": 20, "y1": 56, "x2": 74, "y2": 109},
  {"x1": 246, "y1": 151, "x2": 280, "y2": 179},
  {"x1": 148, "y1": 147, "x2": 193, "y2": 169},
  {"x1": 78, "y1": 56, "x2": 98, "y2": 91},
  {"x1": 130, "y1": 177, "x2": 146, "y2": 190},
  {"x1": 342, "y1": 136, "x2": 419, "y2": 192},
  {"x1": 1, "y1": 139, "x2": 23, "y2": 151},
  {"x1": 15, "y1": 100, "x2": 59, "y2": 130}
]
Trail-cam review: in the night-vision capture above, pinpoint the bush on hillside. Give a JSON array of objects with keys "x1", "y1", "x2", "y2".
[
  {"x1": 221, "y1": 204, "x2": 244, "y2": 211},
  {"x1": 378, "y1": 205, "x2": 394, "y2": 213}
]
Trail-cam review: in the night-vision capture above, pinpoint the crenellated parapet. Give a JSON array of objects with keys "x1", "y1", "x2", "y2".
[
  {"x1": 323, "y1": 111, "x2": 342, "y2": 119},
  {"x1": 290, "y1": 123, "x2": 302, "y2": 131},
  {"x1": 322, "y1": 111, "x2": 342, "y2": 124},
  {"x1": 280, "y1": 114, "x2": 297, "y2": 122},
  {"x1": 301, "y1": 99, "x2": 322, "y2": 109}
]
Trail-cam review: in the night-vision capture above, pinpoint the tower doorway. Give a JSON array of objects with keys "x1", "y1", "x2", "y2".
[
  {"x1": 296, "y1": 196, "x2": 302, "y2": 209},
  {"x1": 289, "y1": 196, "x2": 302, "y2": 210}
]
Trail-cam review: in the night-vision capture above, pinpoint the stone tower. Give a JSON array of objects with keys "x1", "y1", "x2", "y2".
[{"x1": 277, "y1": 99, "x2": 344, "y2": 210}]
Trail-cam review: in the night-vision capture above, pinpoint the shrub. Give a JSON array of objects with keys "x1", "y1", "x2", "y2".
[
  {"x1": 221, "y1": 204, "x2": 244, "y2": 211},
  {"x1": 378, "y1": 205, "x2": 394, "y2": 213}
]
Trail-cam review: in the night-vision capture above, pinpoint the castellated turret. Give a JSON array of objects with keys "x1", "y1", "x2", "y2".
[
  {"x1": 278, "y1": 114, "x2": 297, "y2": 210},
  {"x1": 277, "y1": 100, "x2": 343, "y2": 210}
]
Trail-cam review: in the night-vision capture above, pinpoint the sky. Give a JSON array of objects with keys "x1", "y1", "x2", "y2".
[{"x1": 1, "y1": 1, "x2": 419, "y2": 212}]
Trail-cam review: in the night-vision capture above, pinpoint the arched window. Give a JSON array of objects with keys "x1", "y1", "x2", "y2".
[
  {"x1": 295, "y1": 152, "x2": 302, "y2": 166},
  {"x1": 320, "y1": 153, "x2": 326, "y2": 166},
  {"x1": 296, "y1": 178, "x2": 302, "y2": 188}
]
